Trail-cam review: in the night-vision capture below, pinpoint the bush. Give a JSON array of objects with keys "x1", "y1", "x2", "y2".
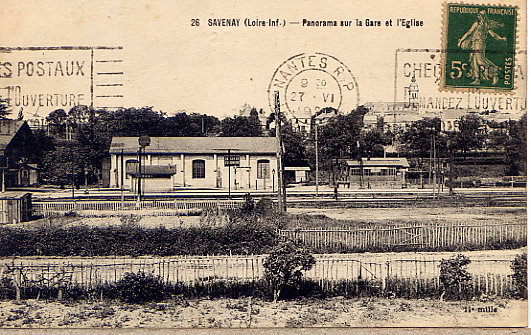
[
  {"x1": 510, "y1": 253, "x2": 527, "y2": 299},
  {"x1": 263, "y1": 240, "x2": 316, "y2": 301},
  {"x1": 255, "y1": 198, "x2": 275, "y2": 215},
  {"x1": 439, "y1": 254, "x2": 472, "y2": 300},
  {"x1": 241, "y1": 193, "x2": 255, "y2": 214},
  {"x1": 114, "y1": 271, "x2": 169, "y2": 304},
  {"x1": 0, "y1": 218, "x2": 279, "y2": 257}
]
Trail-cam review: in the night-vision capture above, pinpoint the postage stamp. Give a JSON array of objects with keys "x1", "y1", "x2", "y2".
[{"x1": 441, "y1": 3, "x2": 517, "y2": 92}]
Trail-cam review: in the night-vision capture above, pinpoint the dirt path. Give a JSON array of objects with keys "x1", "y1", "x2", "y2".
[
  {"x1": 0, "y1": 297, "x2": 525, "y2": 328},
  {"x1": 288, "y1": 206, "x2": 526, "y2": 223}
]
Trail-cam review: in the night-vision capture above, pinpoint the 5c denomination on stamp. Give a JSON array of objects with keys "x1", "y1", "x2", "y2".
[{"x1": 441, "y1": 3, "x2": 517, "y2": 92}]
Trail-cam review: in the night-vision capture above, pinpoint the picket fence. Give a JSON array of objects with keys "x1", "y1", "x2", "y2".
[
  {"x1": 0, "y1": 254, "x2": 518, "y2": 297},
  {"x1": 33, "y1": 200, "x2": 244, "y2": 217},
  {"x1": 279, "y1": 221, "x2": 527, "y2": 250}
]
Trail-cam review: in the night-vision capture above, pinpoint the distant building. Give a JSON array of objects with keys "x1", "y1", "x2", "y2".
[
  {"x1": 284, "y1": 166, "x2": 311, "y2": 183},
  {"x1": 345, "y1": 158, "x2": 410, "y2": 188},
  {"x1": 108, "y1": 137, "x2": 278, "y2": 192},
  {"x1": 238, "y1": 104, "x2": 270, "y2": 129},
  {"x1": 362, "y1": 101, "x2": 421, "y2": 131}
]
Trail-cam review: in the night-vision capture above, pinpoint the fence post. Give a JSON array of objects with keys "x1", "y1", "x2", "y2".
[
  {"x1": 15, "y1": 268, "x2": 21, "y2": 301},
  {"x1": 383, "y1": 261, "x2": 390, "y2": 295}
]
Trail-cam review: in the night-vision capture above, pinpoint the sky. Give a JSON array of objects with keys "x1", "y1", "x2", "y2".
[{"x1": 0, "y1": 0, "x2": 526, "y2": 119}]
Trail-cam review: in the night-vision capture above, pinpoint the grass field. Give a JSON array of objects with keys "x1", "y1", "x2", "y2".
[
  {"x1": 287, "y1": 206, "x2": 526, "y2": 228},
  {"x1": 9, "y1": 206, "x2": 525, "y2": 231},
  {"x1": 0, "y1": 297, "x2": 525, "y2": 328}
]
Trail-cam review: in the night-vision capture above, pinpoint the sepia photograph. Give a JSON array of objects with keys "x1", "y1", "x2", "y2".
[{"x1": 0, "y1": 0, "x2": 527, "y2": 330}]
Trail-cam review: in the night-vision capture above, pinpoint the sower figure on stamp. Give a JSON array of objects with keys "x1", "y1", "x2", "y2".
[{"x1": 457, "y1": 10, "x2": 507, "y2": 85}]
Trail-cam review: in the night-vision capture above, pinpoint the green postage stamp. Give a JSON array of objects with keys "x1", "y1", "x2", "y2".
[{"x1": 442, "y1": 3, "x2": 517, "y2": 92}]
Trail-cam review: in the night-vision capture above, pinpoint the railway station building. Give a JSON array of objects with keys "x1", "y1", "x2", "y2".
[{"x1": 108, "y1": 137, "x2": 279, "y2": 192}]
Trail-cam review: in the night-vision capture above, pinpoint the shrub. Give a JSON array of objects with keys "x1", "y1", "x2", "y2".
[
  {"x1": 255, "y1": 198, "x2": 275, "y2": 215},
  {"x1": 241, "y1": 193, "x2": 255, "y2": 214},
  {"x1": 64, "y1": 210, "x2": 78, "y2": 217},
  {"x1": 510, "y1": 253, "x2": 527, "y2": 299},
  {"x1": 119, "y1": 214, "x2": 142, "y2": 227},
  {"x1": 263, "y1": 240, "x2": 316, "y2": 301},
  {"x1": 114, "y1": 271, "x2": 169, "y2": 304},
  {"x1": 439, "y1": 254, "x2": 472, "y2": 300},
  {"x1": 0, "y1": 277, "x2": 16, "y2": 300}
]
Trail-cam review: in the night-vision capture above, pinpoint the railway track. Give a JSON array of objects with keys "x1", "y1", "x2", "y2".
[{"x1": 31, "y1": 190, "x2": 526, "y2": 208}]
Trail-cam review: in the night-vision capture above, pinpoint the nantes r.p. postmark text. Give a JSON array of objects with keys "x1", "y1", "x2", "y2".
[{"x1": 268, "y1": 52, "x2": 359, "y2": 125}]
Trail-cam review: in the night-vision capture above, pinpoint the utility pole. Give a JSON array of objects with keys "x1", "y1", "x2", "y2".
[
  {"x1": 137, "y1": 135, "x2": 151, "y2": 203},
  {"x1": 274, "y1": 91, "x2": 285, "y2": 212},
  {"x1": 1, "y1": 168, "x2": 4, "y2": 193},
  {"x1": 428, "y1": 134, "x2": 433, "y2": 190},
  {"x1": 71, "y1": 167, "x2": 75, "y2": 199},
  {"x1": 314, "y1": 120, "x2": 319, "y2": 197},
  {"x1": 432, "y1": 134, "x2": 436, "y2": 198},
  {"x1": 136, "y1": 147, "x2": 142, "y2": 202},
  {"x1": 84, "y1": 167, "x2": 89, "y2": 194},
  {"x1": 228, "y1": 148, "x2": 232, "y2": 200},
  {"x1": 120, "y1": 149, "x2": 124, "y2": 202}
]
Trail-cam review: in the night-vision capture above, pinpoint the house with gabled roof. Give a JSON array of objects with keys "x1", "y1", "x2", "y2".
[{"x1": 0, "y1": 119, "x2": 40, "y2": 188}]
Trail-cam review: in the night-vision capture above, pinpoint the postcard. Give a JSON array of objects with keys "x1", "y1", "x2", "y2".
[{"x1": 0, "y1": 0, "x2": 526, "y2": 331}]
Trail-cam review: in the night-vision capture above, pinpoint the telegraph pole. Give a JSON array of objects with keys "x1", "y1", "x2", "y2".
[
  {"x1": 432, "y1": 134, "x2": 436, "y2": 198},
  {"x1": 120, "y1": 149, "x2": 124, "y2": 202},
  {"x1": 227, "y1": 148, "x2": 232, "y2": 200},
  {"x1": 137, "y1": 136, "x2": 151, "y2": 203},
  {"x1": 314, "y1": 120, "x2": 319, "y2": 197},
  {"x1": 274, "y1": 91, "x2": 285, "y2": 212},
  {"x1": 136, "y1": 147, "x2": 141, "y2": 202}
]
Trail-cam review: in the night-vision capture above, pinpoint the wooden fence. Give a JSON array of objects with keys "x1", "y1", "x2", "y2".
[
  {"x1": 33, "y1": 200, "x2": 244, "y2": 217},
  {"x1": 0, "y1": 254, "x2": 519, "y2": 297},
  {"x1": 279, "y1": 221, "x2": 527, "y2": 250}
]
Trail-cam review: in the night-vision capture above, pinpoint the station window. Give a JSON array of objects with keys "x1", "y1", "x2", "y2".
[
  {"x1": 192, "y1": 159, "x2": 206, "y2": 179},
  {"x1": 257, "y1": 159, "x2": 270, "y2": 179},
  {"x1": 125, "y1": 159, "x2": 139, "y2": 179}
]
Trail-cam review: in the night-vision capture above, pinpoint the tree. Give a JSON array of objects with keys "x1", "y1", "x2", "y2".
[
  {"x1": 439, "y1": 254, "x2": 472, "y2": 300},
  {"x1": 263, "y1": 241, "x2": 315, "y2": 301},
  {"x1": 96, "y1": 107, "x2": 165, "y2": 137},
  {"x1": 45, "y1": 109, "x2": 68, "y2": 138},
  {"x1": 400, "y1": 117, "x2": 446, "y2": 158},
  {"x1": 452, "y1": 114, "x2": 487, "y2": 157},
  {"x1": 161, "y1": 113, "x2": 220, "y2": 137},
  {"x1": 510, "y1": 253, "x2": 527, "y2": 299},
  {"x1": 505, "y1": 114, "x2": 526, "y2": 175},
  {"x1": 67, "y1": 105, "x2": 95, "y2": 126},
  {"x1": 318, "y1": 106, "x2": 367, "y2": 161},
  {"x1": 485, "y1": 128, "x2": 509, "y2": 151},
  {"x1": 220, "y1": 115, "x2": 263, "y2": 137},
  {"x1": 42, "y1": 141, "x2": 88, "y2": 187},
  {"x1": 268, "y1": 123, "x2": 307, "y2": 167},
  {"x1": 0, "y1": 98, "x2": 11, "y2": 118},
  {"x1": 188, "y1": 113, "x2": 220, "y2": 136},
  {"x1": 360, "y1": 128, "x2": 391, "y2": 158}
]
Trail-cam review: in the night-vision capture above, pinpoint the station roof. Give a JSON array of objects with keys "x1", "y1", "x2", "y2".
[
  {"x1": 110, "y1": 137, "x2": 278, "y2": 155},
  {"x1": 346, "y1": 158, "x2": 410, "y2": 168}
]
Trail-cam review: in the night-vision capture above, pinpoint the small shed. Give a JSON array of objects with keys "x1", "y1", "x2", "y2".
[
  {"x1": 285, "y1": 166, "x2": 311, "y2": 183},
  {"x1": 346, "y1": 158, "x2": 410, "y2": 176},
  {"x1": 0, "y1": 192, "x2": 32, "y2": 224}
]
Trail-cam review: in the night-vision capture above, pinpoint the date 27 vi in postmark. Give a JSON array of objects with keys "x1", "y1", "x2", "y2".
[{"x1": 441, "y1": 3, "x2": 517, "y2": 92}]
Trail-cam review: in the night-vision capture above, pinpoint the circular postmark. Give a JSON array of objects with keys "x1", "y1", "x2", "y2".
[{"x1": 268, "y1": 52, "x2": 359, "y2": 126}]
